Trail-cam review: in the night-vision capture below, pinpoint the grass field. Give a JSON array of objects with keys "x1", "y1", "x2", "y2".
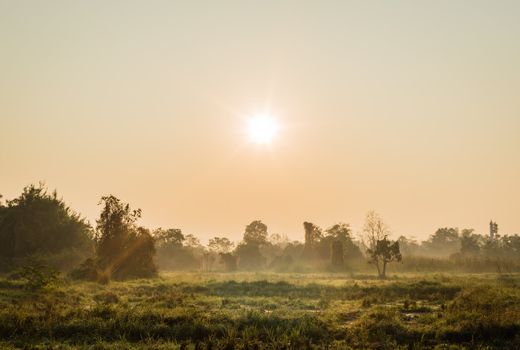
[{"x1": 1, "y1": 272, "x2": 519, "y2": 349}]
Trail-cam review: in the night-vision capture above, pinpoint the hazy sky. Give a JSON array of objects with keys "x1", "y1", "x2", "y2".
[{"x1": 1, "y1": 1, "x2": 519, "y2": 243}]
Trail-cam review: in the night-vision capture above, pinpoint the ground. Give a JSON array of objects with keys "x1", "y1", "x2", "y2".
[{"x1": 0, "y1": 272, "x2": 519, "y2": 349}]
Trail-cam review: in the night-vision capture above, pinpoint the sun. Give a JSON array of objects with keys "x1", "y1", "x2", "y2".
[{"x1": 246, "y1": 113, "x2": 280, "y2": 145}]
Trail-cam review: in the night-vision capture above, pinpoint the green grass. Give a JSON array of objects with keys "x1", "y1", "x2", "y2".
[{"x1": 1, "y1": 272, "x2": 519, "y2": 349}]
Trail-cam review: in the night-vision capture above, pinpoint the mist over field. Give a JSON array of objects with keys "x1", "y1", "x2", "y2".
[{"x1": 1, "y1": 186, "x2": 519, "y2": 348}]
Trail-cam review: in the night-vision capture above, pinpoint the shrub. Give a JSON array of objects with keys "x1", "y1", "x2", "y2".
[{"x1": 10, "y1": 260, "x2": 60, "y2": 291}]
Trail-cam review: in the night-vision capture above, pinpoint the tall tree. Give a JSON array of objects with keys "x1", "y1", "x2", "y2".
[
  {"x1": 304, "y1": 222, "x2": 322, "y2": 246},
  {"x1": 325, "y1": 223, "x2": 363, "y2": 261},
  {"x1": 95, "y1": 195, "x2": 156, "y2": 280},
  {"x1": 237, "y1": 220, "x2": 268, "y2": 269},
  {"x1": 0, "y1": 184, "x2": 93, "y2": 270},
  {"x1": 362, "y1": 211, "x2": 389, "y2": 251},
  {"x1": 361, "y1": 211, "x2": 401, "y2": 278},
  {"x1": 460, "y1": 229, "x2": 481, "y2": 256},
  {"x1": 243, "y1": 220, "x2": 268, "y2": 246},
  {"x1": 302, "y1": 221, "x2": 322, "y2": 259}
]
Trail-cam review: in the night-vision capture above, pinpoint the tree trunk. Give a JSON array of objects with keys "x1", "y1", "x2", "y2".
[
  {"x1": 380, "y1": 261, "x2": 387, "y2": 279},
  {"x1": 331, "y1": 240, "x2": 344, "y2": 267}
]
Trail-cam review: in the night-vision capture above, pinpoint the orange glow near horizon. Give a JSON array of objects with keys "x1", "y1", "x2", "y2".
[{"x1": 1, "y1": 1, "x2": 519, "y2": 243}]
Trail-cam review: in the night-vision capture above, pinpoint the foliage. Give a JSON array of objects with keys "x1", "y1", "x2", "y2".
[
  {"x1": 243, "y1": 220, "x2": 268, "y2": 246},
  {"x1": 236, "y1": 243, "x2": 265, "y2": 270},
  {"x1": 459, "y1": 229, "x2": 481, "y2": 256},
  {"x1": 367, "y1": 237, "x2": 402, "y2": 279},
  {"x1": 361, "y1": 211, "x2": 402, "y2": 278},
  {"x1": 422, "y1": 227, "x2": 461, "y2": 257},
  {"x1": 235, "y1": 221, "x2": 269, "y2": 270},
  {"x1": 154, "y1": 228, "x2": 184, "y2": 247},
  {"x1": 69, "y1": 258, "x2": 99, "y2": 281},
  {"x1": 75, "y1": 195, "x2": 157, "y2": 282},
  {"x1": 0, "y1": 184, "x2": 93, "y2": 271},
  {"x1": 10, "y1": 259, "x2": 60, "y2": 291},
  {"x1": 219, "y1": 253, "x2": 238, "y2": 271},
  {"x1": 208, "y1": 237, "x2": 234, "y2": 254},
  {"x1": 153, "y1": 228, "x2": 204, "y2": 271},
  {"x1": 322, "y1": 223, "x2": 363, "y2": 264}
]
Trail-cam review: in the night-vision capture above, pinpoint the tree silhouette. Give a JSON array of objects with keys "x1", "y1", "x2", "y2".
[
  {"x1": 0, "y1": 184, "x2": 92, "y2": 271},
  {"x1": 94, "y1": 195, "x2": 156, "y2": 281},
  {"x1": 302, "y1": 221, "x2": 322, "y2": 259},
  {"x1": 423, "y1": 228, "x2": 461, "y2": 257},
  {"x1": 237, "y1": 220, "x2": 268, "y2": 270},
  {"x1": 362, "y1": 211, "x2": 389, "y2": 251},
  {"x1": 324, "y1": 223, "x2": 362, "y2": 262},
  {"x1": 208, "y1": 237, "x2": 234, "y2": 254},
  {"x1": 367, "y1": 237, "x2": 402, "y2": 279},
  {"x1": 243, "y1": 220, "x2": 268, "y2": 246},
  {"x1": 362, "y1": 211, "x2": 401, "y2": 278}
]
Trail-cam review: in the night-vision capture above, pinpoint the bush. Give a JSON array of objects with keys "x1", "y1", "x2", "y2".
[
  {"x1": 10, "y1": 260, "x2": 60, "y2": 291},
  {"x1": 68, "y1": 258, "x2": 99, "y2": 281}
]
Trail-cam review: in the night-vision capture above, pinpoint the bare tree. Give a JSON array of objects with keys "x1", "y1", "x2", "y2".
[
  {"x1": 361, "y1": 211, "x2": 401, "y2": 278},
  {"x1": 361, "y1": 211, "x2": 389, "y2": 251}
]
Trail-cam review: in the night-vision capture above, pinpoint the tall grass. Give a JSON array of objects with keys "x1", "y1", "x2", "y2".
[{"x1": 0, "y1": 272, "x2": 518, "y2": 349}]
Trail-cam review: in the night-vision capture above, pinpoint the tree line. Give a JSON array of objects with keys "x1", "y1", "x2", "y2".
[{"x1": 1, "y1": 184, "x2": 519, "y2": 281}]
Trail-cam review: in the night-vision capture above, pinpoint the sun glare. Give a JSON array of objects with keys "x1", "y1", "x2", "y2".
[{"x1": 246, "y1": 114, "x2": 280, "y2": 145}]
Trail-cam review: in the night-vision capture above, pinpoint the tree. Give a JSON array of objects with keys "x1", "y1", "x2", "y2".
[
  {"x1": 243, "y1": 220, "x2": 268, "y2": 246},
  {"x1": 361, "y1": 211, "x2": 401, "y2": 278},
  {"x1": 326, "y1": 223, "x2": 352, "y2": 240},
  {"x1": 258, "y1": 233, "x2": 289, "y2": 266},
  {"x1": 219, "y1": 253, "x2": 237, "y2": 272},
  {"x1": 397, "y1": 236, "x2": 420, "y2": 257},
  {"x1": 303, "y1": 222, "x2": 322, "y2": 245},
  {"x1": 268, "y1": 233, "x2": 289, "y2": 248},
  {"x1": 201, "y1": 250, "x2": 216, "y2": 272},
  {"x1": 460, "y1": 229, "x2": 481, "y2": 256},
  {"x1": 152, "y1": 228, "x2": 203, "y2": 271},
  {"x1": 236, "y1": 242, "x2": 265, "y2": 270},
  {"x1": 236, "y1": 221, "x2": 269, "y2": 269},
  {"x1": 119, "y1": 226, "x2": 156, "y2": 279},
  {"x1": 367, "y1": 237, "x2": 402, "y2": 279},
  {"x1": 423, "y1": 228, "x2": 460, "y2": 257},
  {"x1": 302, "y1": 221, "x2": 322, "y2": 259},
  {"x1": 500, "y1": 234, "x2": 520, "y2": 258},
  {"x1": 94, "y1": 195, "x2": 157, "y2": 280},
  {"x1": 208, "y1": 237, "x2": 234, "y2": 254},
  {"x1": 96, "y1": 195, "x2": 140, "y2": 267},
  {"x1": 361, "y1": 211, "x2": 389, "y2": 251},
  {"x1": 331, "y1": 240, "x2": 344, "y2": 268},
  {"x1": 325, "y1": 223, "x2": 363, "y2": 261},
  {"x1": 184, "y1": 234, "x2": 201, "y2": 248},
  {"x1": 0, "y1": 184, "x2": 93, "y2": 271},
  {"x1": 154, "y1": 228, "x2": 184, "y2": 248}
]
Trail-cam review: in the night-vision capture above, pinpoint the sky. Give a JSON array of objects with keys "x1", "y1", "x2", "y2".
[{"x1": 1, "y1": 0, "x2": 519, "y2": 243}]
